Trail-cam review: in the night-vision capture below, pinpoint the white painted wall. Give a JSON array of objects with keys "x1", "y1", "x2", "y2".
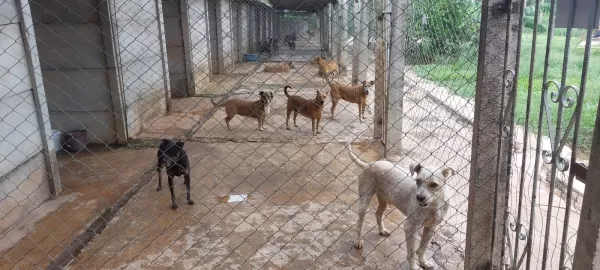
[
  {"x1": 111, "y1": 0, "x2": 170, "y2": 137},
  {"x1": 187, "y1": 0, "x2": 211, "y2": 91},
  {"x1": 220, "y1": 0, "x2": 234, "y2": 70},
  {"x1": 0, "y1": 0, "x2": 56, "y2": 241}
]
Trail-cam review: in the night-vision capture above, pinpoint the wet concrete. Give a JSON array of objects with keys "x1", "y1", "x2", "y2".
[
  {"x1": 62, "y1": 84, "x2": 472, "y2": 269},
  {"x1": 67, "y1": 141, "x2": 431, "y2": 270},
  {"x1": 0, "y1": 146, "x2": 156, "y2": 269}
]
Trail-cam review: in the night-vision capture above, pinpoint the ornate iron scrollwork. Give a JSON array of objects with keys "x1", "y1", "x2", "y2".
[{"x1": 540, "y1": 81, "x2": 580, "y2": 172}]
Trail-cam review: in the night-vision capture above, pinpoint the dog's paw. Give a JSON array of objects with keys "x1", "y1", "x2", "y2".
[
  {"x1": 171, "y1": 204, "x2": 179, "y2": 210},
  {"x1": 419, "y1": 258, "x2": 435, "y2": 269},
  {"x1": 354, "y1": 240, "x2": 364, "y2": 249},
  {"x1": 157, "y1": 186, "x2": 162, "y2": 191},
  {"x1": 188, "y1": 200, "x2": 195, "y2": 205},
  {"x1": 379, "y1": 229, "x2": 391, "y2": 236},
  {"x1": 420, "y1": 258, "x2": 435, "y2": 269}
]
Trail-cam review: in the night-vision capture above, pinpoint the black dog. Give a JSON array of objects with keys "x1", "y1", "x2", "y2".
[
  {"x1": 269, "y1": 38, "x2": 279, "y2": 54},
  {"x1": 284, "y1": 33, "x2": 296, "y2": 50},
  {"x1": 157, "y1": 139, "x2": 194, "y2": 209},
  {"x1": 257, "y1": 40, "x2": 272, "y2": 56}
]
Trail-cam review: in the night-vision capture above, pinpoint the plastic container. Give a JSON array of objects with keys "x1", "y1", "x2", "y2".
[
  {"x1": 62, "y1": 129, "x2": 88, "y2": 152},
  {"x1": 243, "y1": 53, "x2": 259, "y2": 62},
  {"x1": 51, "y1": 129, "x2": 62, "y2": 152}
]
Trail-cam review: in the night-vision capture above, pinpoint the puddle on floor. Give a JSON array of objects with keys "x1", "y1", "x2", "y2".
[{"x1": 217, "y1": 194, "x2": 252, "y2": 203}]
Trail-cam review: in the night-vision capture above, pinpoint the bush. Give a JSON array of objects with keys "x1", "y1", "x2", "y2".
[
  {"x1": 406, "y1": 0, "x2": 480, "y2": 64},
  {"x1": 522, "y1": 3, "x2": 549, "y2": 33}
]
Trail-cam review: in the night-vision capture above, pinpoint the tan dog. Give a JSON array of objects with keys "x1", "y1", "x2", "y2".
[
  {"x1": 329, "y1": 80, "x2": 374, "y2": 121},
  {"x1": 347, "y1": 143, "x2": 456, "y2": 270},
  {"x1": 311, "y1": 56, "x2": 339, "y2": 78},
  {"x1": 262, "y1": 61, "x2": 295, "y2": 73},
  {"x1": 211, "y1": 91, "x2": 274, "y2": 131},
  {"x1": 283, "y1": 85, "x2": 327, "y2": 136}
]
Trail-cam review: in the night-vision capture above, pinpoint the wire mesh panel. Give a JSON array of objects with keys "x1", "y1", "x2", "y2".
[{"x1": 0, "y1": 0, "x2": 596, "y2": 269}]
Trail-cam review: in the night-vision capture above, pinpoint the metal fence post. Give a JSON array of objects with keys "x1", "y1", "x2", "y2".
[
  {"x1": 154, "y1": 0, "x2": 171, "y2": 111},
  {"x1": 373, "y1": 0, "x2": 389, "y2": 140}
]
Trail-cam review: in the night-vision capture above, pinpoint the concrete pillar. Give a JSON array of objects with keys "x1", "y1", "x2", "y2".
[
  {"x1": 373, "y1": 0, "x2": 389, "y2": 140},
  {"x1": 573, "y1": 98, "x2": 600, "y2": 269},
  {"x1": 331, "y1": 2, "x2": 341, "y2": 63},
  {"x1": 319, "y1": 9, "x2": 325, "y2": 55},
  {"x1": 260, "y1": 9, "x2": 266, "y2": 42},
  {"x1": 385, "y1": 0, "x2": 407, "y2": 156},
  {"x1": 275, "y1": 11, "x2": 282, "y2": 40},
  {"x1": 240, "y1": 2, "x2": 250, "y2": 56},
  {"x1": 337, "y1": 0, "x2": 350, "y2": 71},
  {"x1": 249, "y1": 5, "x2": 256, "y2": 52},
  {"x1": 352, "y1": 0, "x2": 369, "y2": 83},
  {"x1": 465, "y1": 0, "x2": 519, "y2": 268}
]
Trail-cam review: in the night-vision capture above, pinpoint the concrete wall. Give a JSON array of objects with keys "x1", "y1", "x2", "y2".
[
  {"x1": 163, "y1": 0, "x2": 189, "y2": 97},
  {"x1": 0, "y1": 0, "x2": 57, "y2": 242},
  {"x1": 219, "y1": 0, "x2": 234, "y2": 70},
  {"x1": 187, "y1": 0, "x2": 211, "y2": 92},
  {"x1": 238, "y1": 2, "x2": 250, "y2": 59},
  {"x1": 231, "y1": 0, "x2": 240, "y2": 63},
  {"x1": 31, "y1": 0, "x2": 124, "y2": 144},
  {"x1": 111, "y1": 0, "x2": 170, "y2": 137}
]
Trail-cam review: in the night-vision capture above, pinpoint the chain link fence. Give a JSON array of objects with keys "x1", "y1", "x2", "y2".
[{"x1": 0, "y1": 0, "x2": 596, "y2": 269}]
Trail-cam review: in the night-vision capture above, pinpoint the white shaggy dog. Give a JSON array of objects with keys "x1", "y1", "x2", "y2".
[{"x1": 347, "y1": 144, "x2": 456, "y2": 270}]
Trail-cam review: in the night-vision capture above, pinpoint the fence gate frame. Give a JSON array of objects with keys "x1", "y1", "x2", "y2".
[{"x1": 466, "y1": 0, "x2": 600, "y2": 268}]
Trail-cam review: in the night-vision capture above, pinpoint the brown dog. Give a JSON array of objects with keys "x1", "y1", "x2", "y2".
[
  {"x1": 329, "y1": 80, "x2": 374, "y2": 121},
  {"x1": 311, "y1": 56, "x2": 339, "y2": 78},
  {"x1": 283, "y1": 85, "x2": 327, "y2": 136},
  {"x1": 211, "y1": 91, "x2": 274, "y2": 131},
  {"x1": 263, "y1": 61, "x2": 295, "y2": 73}
]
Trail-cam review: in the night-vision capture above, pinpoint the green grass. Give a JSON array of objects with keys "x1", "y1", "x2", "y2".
[{"x1": 413, "y1": 30, "x2": 600, "y2": 153}]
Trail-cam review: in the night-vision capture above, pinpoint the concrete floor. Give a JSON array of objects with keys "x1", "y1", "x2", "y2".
[
  {"x1": 63, "y1": 81, "x2": 472, "y2": 269},
  {"x1": 0, "y1": 146, "x2": 156, "y2": 269},
  {"x1": 1, "y1": 46, "x2": 582, "y2": 269}
]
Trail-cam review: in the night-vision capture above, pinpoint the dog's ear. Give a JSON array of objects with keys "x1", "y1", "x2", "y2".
[
  {"x1": 442, "y1": 167, "x2": 456, "y2": 178},
  {"x1": 361, "y1": 80, "x2": 366, "y2": 85},
  {"x1": 368, "y1": 81, "x2": 375, "y2": 86},
  {"x1": 259, "y1": 91, "x2": 264, "y2": 96},
  {"x1": 175, "y1": 141, "x2": 185, "y2": 149},
  {"x1": 409, "y1": 163, "x2": 422, "y2": 176},
  {"x1": 162, "y1": 138, "x2": 170, "y2": 144}
]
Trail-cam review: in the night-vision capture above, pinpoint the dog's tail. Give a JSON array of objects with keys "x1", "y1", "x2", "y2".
[
  {"x1": 210, "y1": 96, "x2": 227, "y2": 107},
  {"x1": 347, "y1": 144, "x2": 370, "y2": 169},
  {"x1": 283, "y1": 85, "x2": 292, "y2": 98}
]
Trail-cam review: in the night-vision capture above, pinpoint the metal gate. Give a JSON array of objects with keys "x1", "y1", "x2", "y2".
[{"x1": 498, "y1": 0, "x2": 599, "y2": 268}]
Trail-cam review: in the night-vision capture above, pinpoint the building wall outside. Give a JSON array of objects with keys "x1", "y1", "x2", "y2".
[
  {"x1": 163, "y1": 0, "x2": 189, "y2": 97},
  {"x1": 111, "y1": 0, "x2": 170, "y2": 137},
  {"x1": 187, "y1": 0, "x2": 210, "y2": 92},
  {"x1": 0, "y1": 0, "x2": 55, "y2": 245},
  {"x1": 31, "y1": 0, "x2": 121, "y2": 144},
  {"x1": 239, "y1": 2, "x2": 249, "y2": 58},
  {"x1": 219, "y1": 0, "x2": 233, "y2": 70}
]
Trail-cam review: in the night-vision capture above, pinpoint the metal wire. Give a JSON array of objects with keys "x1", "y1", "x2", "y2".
[{"x1": 0, "y1": 0, "x2": 596, "y2": 269}]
